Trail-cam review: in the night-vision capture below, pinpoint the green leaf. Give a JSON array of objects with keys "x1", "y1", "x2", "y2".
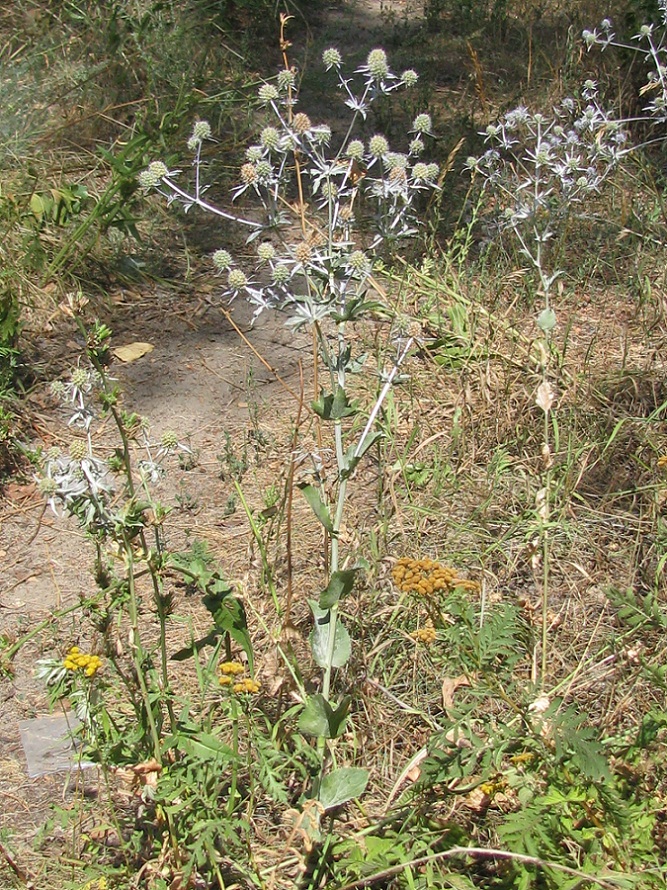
[
  {"x1": 30, "y1": 193, "x2": 45, "y2": 223},
  {"x1": 319, "y1": 569, "x2": 358, "y2": 609},
  {"x1": 331, "y1": 385, "x2": 357, "y2": 419},
  {"x1": 298, "y1": 694, "x2": 351, "y2": 738},
  {"x1": 299, "y1": 694, "x2": 334, "y2": 737},
  {"x1": 331, "y1": 294, "x2": 385, "y2": 322},
  {"x1": 312, "y1": 390, "x2": 334, "y2": 420},
  {"x1": 298, "y1": 483, "x2": 334, "y2": 532},
  {"x1": 537, "y1": 307, "x2": 557, "y2": 332},
  {"x1": 309, "y1": 601, "x2": 351, "y2": 669},
  {"x1": 311, "y1": 386, "x2": 356, "y2": 420},
  {"x1": 318, "y1": 767, "x2": 369, "y2": 810},
  {"x1": 178, "y1": 731, "x2": 235, "y2": 762},
  {"x1": 341, "y1": 431, "x2": 382, "y2": 479},
  {"x1": 203, "y1": 590, "x2": 253, "y2": 673}
]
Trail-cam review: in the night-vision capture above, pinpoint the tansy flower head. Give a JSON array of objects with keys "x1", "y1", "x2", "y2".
[
  {"x1": 392, "y1": 557, "x2": 478, "y2": 597},
  {"x1": 63, "y1": 646, "x2": 102, "y2": 677},
  {"x1": 219, "y1": 661, "x2": 245, "y2": 676},
  {"x1": 233, "y1": 678, "x2": 261, "y2": 695}
]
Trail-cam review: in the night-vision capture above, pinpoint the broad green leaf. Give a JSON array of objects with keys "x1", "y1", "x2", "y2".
[
  {"x1": 311, "y1": 387, "x2": 357, "y2": 420},
  {"x1": 203, "y1": 591, "x2": 253, "y2": 673},
  {"x1": 30, "y1": 193, "x2": 45, "y2": 222},
  {"x1": 319, "y1": 569, "x2": 359, "y2": 609},
  {"x1": 331, "y1": 385, "x2": 356, "y2": 419},
  {"x1": 312, "y1": 390, "x2": 334, "y2": 420},
  {"x1": 178, "y1": 731, "x2": 235, "y2": 762},
  {"x1": 309, "y1": 601, "x2": 351, "y2": 669},
  {"x1": 318, "y1": 767, "x2": 369, "y2": 810},
  {"x1": 298, "y1": 483, "x2": 334, "y2": 532},
  {"x1": 341, "y1": 431, "x2": 382, "y2": 478},
  {"x1": 298, "y1": 694, "x2": 351, "y2": 739},
  {"x1": 536, "y1": 307, "x2": 557, "y2": 332},
  {"x1": 298, "y1": 694, "x2": 334, "y2": 737}
]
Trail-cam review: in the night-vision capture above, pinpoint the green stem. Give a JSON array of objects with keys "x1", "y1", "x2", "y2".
[{"x1": 123, "y1": 535, "x2": 162, "y2": 760}]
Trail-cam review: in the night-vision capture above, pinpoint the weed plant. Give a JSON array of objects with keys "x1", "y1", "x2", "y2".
[{"x1": 9, "y1": 6, "x2": 667, "y2": 890}]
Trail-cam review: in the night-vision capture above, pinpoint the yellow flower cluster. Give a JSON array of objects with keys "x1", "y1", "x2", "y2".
[
  {"x1": 412, "y1": 620, "x2": 437, "y2": 645},
  {"x1": 63, "y1": 646, "x2": 102, "y2": 678},
  {"x1": 392, "y1": 557, "x2": 478, "y2": 597},
  {"x1": 219, "y1": 661, "x2": 261, "y2": 695}
]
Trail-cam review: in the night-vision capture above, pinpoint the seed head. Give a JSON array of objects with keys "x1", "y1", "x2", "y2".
[
  {"x1": 138, "y1": 161, "x2": 169, "y2": 188},
  {"x1": 228, "y1": 269, "x2": 248, "y2": 290},
  {"x1": 369, "y1": 134, "x2": 389, "y2": 158},
  {"x1": 260, "y1": 126, "x2": 280, "y2": 151},
  {"x1": 69, "y1": 440, "x2": 87, "y2": 461},
  {"x1": 366, "y1": 48, "x2": 389, "y2": 80},
  {"x1": 409, "y1": 137, "x2": 425, "y2": 155},
  {"x1": 160, "y1": 430, "x2": 179, "y2": 450},
  {"x1": 347, "y1": 250, "x2": 369, "y2": 274},
  {"x1": 320, "y1": 181, "x2": 338, "y2": 200},
  {"x1": 258, "y1": 83, "x2": 279, "y2": 103},
  {"x1": 240, "y1": 163, "x2": 258, "y2": 184},
  {"x1": 70, "y1": 367, "x2": 89, "y2": 388},
  {"x1": 189, "y1": 120, "x2": 212, "y2": 148},
  {"x1": 292, "y1": 113, "x2": 312, "y2": 135},
  {"x1": 412, "y1": 113, "x2": 432, "y2": 134},
  {"x1": 245, "y1": 145, "x2": 263, "y2": 162},
  {"x1": 271, "y1": 265, "x2": 291, "y2": 285},
  {"x1": 50, "y1": 380, "x2": 65, "y2": 399},
  {"x1": 255, "y1": 160, "x2": 273, "y2": 180},
  {"x1": 346, "y1": 139, "x2": 365, "y2": 160},
  {"x1": 322, "y1": 47, "x2": 342, "y2": 69},
  {"x1": 38, "y1": 476, "x2": 58, "y2": 497},
  {"x1": 212, "y1": 249, "x2": 232, "y2": 271},
  {"x1": 257, "y1": 242, "x2": 276, "y2": 262},
  {"x1": 386, "y1": 152, "x2": 408, "y2": 170},
  {"x1": 311, "y1": 125, "x2": 332, "y2": 145},
  {"x1": 277, "y1": 69, "x2": 296, "y2": 90},
  {"x1": 294, "y1": 242, "x2": 312, "y2": 264},
  {"x1": 412, "y1": 162, "x2": 429, "y2": 181},
  {"x1": 401, "y1": 69, "x2": 419, "y2": 87}
]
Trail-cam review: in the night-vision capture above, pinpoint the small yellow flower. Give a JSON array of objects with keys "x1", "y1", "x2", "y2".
[
  {"x1": 233, "y1": 678, "x2": 261, "y2": 695},
  {"x1": 219, "y1": 675, "x2": 233, "y2": 686},
  {"x1": 63, "y1": 646, "x2": 102, "y2": 677},
  {"x1": 658, "y1": 455, "x2": 667, "y2": 469},
  {"x1": 219, "y1": 661, "x2": 245, "y2": 676}
]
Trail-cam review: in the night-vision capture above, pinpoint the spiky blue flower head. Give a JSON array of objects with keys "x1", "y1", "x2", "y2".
[
  {"x1": 212, "y1": 249, "x2": 233, "y2": 271},
  {"x1": 369, "y1": 135, "x2": 389, "y2": 158},
  {"x1": 258, "y1": 83, "x2": 279, "y2": 104},
  {"x1": 322, "y1": 47, "x2": 342, "y2": 69},
  {"x1": 412, "y1": 113, "x2": 432, "y2": 134},
  {"x1": 138, "y1": 161, "x2": 169, "y2": 188},
  {"x1": 366, "y1": 48, "x2": 389, "y2": 80},
  {"x1": 228, "y1": 269, "x2": 248, "y2": 290},
  {"x1": 257, "y1": 242, "x2": 276, "y2": 262},
  {"x1": 346, "y1": 139, "x2": 365, "y2": 160},
  {"x1": 277, "y1": 69, "x2": 297, "y2": 91},
  {"x1": 260, "y1": 127, "x2": 280, "y2": 151}
]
